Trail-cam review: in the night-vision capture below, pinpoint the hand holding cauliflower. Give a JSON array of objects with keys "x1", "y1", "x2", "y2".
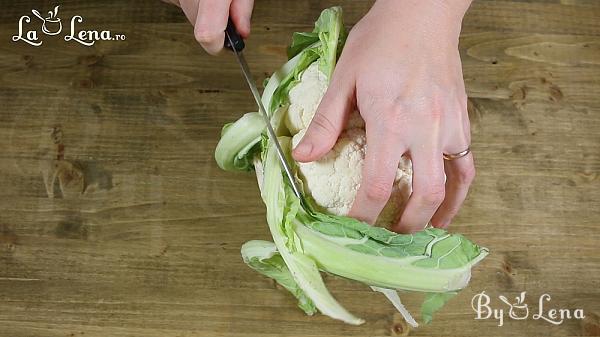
[
  {"x1": 292, "y1": 0, "x2": 476, "y2": 233},
  {"x1": 287, "y1": 63, "x2": 412, "y2": 227}
]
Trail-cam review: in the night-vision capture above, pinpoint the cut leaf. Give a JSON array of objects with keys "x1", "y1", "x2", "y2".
[
  {"x1": 371, "y1": 286, "x2": 418, "y2": 328},
  {"x1": 241, "y1": 240, "x2": 316, "y2": 315},
  {"x1": 421, "y1": 292, "x2": 458, "y2": 324}
]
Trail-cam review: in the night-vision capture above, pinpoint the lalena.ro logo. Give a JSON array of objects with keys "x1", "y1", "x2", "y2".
[{"x1": 12, "y1": 5, "x2": 126, "y2": 47}]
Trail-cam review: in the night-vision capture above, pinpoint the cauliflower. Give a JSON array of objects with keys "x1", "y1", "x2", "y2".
[
  {"x1": 286, "y1": 63, "x2": 329, "y2": 134},
  {"x1": 287, "y1": 63, "x2": 365, "y2": 133},
  {"x1": 287, "y1": 63, "x2": 413, "y2": 226},
  {"x1": 215, "y1": 9, "x2": 489, "y2": 326}
]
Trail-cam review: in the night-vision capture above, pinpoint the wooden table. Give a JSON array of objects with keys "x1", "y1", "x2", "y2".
[{"x1": 1, "y1": 1, "x2": 598, "y2": 336}]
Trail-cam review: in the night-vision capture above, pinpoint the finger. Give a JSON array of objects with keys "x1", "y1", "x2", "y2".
[
  {"x1": 178, "y1": 0, "x2": 200, "y2": 24},
  {"x1": 162, "y1": 0, "x2": 182, "y2": 7},
  {"x1": 430, "y1": 152, "x2": 475, "y2": 228},
  {"x1": 391, "y1": 149, "x2": 446, "y2": 233},
  {"x1": 194, "y1": 0, "x2": 232, "y2": 55},
  {"x1": 230, "y1": 0, "x2": 254, "y2": 38},
  {"x1": 292, "y1": 64, "x2": 355, "y2": 162},
  {"x1": 348, "y1": 123, "x2": 406, "y2": 225}
]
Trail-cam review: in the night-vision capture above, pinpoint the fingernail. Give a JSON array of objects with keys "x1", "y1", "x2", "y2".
[
  {"x1": 293, "y1": 142, "x2": 312, "y2": 158},
  {"x1": 433, "y1": 219, "x2": 450, "y2": 229}
]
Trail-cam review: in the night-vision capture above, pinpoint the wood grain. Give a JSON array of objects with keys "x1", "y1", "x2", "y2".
[{"x1": 0, "y1": 0, "x2": 599, "y2": 336}]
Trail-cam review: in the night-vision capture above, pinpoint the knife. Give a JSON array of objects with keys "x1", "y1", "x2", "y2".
[{"x1": 224, "y1": 19, "x2": 306, "y2": 203}]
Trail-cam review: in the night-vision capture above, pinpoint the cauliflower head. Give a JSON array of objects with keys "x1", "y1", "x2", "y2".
[{"x1": 287, "y1": 63, "x2": 413, "y2": 226}]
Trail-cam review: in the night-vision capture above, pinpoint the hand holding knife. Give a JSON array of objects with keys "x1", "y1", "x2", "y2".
[{"x1": 223, "y1": 19, "x2": 306, "y2": 203}]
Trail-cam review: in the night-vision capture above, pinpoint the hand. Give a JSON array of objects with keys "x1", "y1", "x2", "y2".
[
  {"x1": 168, "y1": 0, "x2": 254, "y2": 54},
  {"x1": 292, "y1": 0, "x2": 475, "y2": 233}
]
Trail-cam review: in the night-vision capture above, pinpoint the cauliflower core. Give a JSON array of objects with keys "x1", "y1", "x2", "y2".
[{"x1": 287, "y1": 63, "x2": 413, "y2": 226}]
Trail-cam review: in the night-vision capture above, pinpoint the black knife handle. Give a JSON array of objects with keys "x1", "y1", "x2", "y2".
[{"x1": 224, "y1": 18, "x2": 245, "y2": 52}]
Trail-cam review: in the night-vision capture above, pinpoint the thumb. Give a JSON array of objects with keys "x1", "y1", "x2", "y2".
[
  {"x1": 292, "y1": 71, "x2": 355, "y2": 162},
  {"x1": 230, "y1": 0, "x2": 254, "y2": 38}
]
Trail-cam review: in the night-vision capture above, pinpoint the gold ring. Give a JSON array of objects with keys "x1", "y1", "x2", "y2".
[{"x1": 443, "y1": 148, "x2": 471, "y2": 161}]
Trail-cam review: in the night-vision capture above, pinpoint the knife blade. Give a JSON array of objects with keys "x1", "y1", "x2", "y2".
[{"x1": 224, "y1": 19, "x2": 305, "y2": 202}]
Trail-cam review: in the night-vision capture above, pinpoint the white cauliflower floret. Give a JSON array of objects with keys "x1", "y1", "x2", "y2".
[
  {"x1": 292, "y1": 128, "x2": 365, "y2": 216},
  {"x1": 292, "y1": 129, "x2": 412, "y2": 226},
  {"x1": 287, "y1": 62, "x2": 365, "y2": 133},
  {"x1": 286, "y1": 63, "x2": 329, "y2": 134},
  {"x1": 287, "y1": 62, "x2": 413, "y2": 227}
]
